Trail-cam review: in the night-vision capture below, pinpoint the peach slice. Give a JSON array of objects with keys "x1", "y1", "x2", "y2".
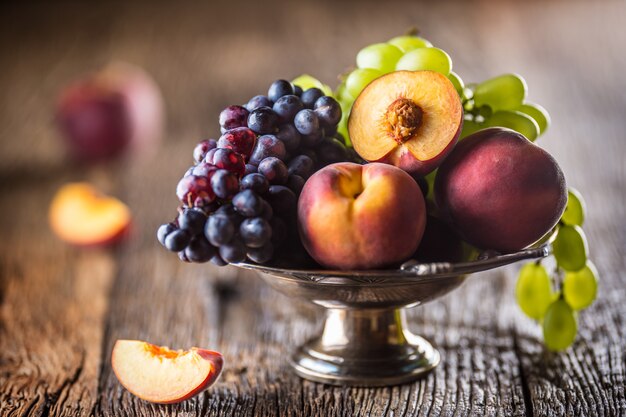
[
  {"x1": 349, "y1": 70, "x2": 463, "y2": 176},
  {"x1": 111, "y1": 340, "x2": 224, "y2": 404},
  {"x1": 49, "y1": 182, "x2": 131, "y2": 246}
]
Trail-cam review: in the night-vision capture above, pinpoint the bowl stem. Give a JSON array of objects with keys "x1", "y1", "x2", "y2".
[{"x1": 290, "y1": 307, "x2": 440, "y2": 386}]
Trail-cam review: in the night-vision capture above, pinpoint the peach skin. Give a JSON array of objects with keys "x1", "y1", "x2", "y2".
[{"x1": 298, "y1": 162, "x2": 426, "y2": 270}]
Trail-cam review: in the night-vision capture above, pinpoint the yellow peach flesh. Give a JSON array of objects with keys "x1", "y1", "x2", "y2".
[
  {"x1": 111, "y1": 340, "x2": 222, "y2": 404},
  {"x1": 349, "y1": 70, "x2": 463, "y2": 162},
  {"x1": 49, "y1": 183, "x2": 131, "y2": 245}
]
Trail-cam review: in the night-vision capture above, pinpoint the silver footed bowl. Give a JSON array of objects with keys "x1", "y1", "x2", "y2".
[{"x1": 235, "y1": 242, "x2": 551, "y2": 387}]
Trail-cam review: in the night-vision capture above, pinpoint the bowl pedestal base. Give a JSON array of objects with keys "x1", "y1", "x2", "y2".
[{"x1": 290, "y1": 308, "x2": 440, "y2": 386}]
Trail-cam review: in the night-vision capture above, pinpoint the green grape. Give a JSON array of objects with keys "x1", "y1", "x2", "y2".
[
  {"x1": 473, "y1": 74, "x2": 527, "y2": 112},
  {"x1": 424, "y1": 169, "x2": 437, "y2": 200},
  {"x1": 518, "y1": 102, "x2": 551, "y2": 135},
  {"x1": 345, "y1": 68, "x2": 384, "y2": 99},
  {"x1": 395, "y1": 47, "x2": 452, "y2": 75},
  {"x1": 388, "y1": 35, "x2": 432, "y2": 52},
  {"x1": 553, "y1": 225, "x2": 588, "y2": 271},
  {"x1": 462, "y1": 87, "x2": 474, "y2": 101},
  {"x1": 561, "y1": 188, "x2": 586, "y2": 226},
  {"x1": 356, "y1": 43, "x2": 403, "y2": 73},
  {"x1": 460, "y1": 119, "x2": 482, "y2": 139},
  {"x1": 516, "y1": 263, "x2": 553, "y2": 320},
  {"x1": 337, "y1": 110, "x2": 351, "y2": 146},
  {"x1": 563, "y1": 261, "x2": 598, "y2": 310},
  {"x1": 335, "y1": 81, "x2": 348, "y2": 102},
  {"x1": 291, "y1": 74, "x2": 333, "y2": 96},
  {"x1": 543, "y1": 299, "x2": 577, "y2": 351},
  {"x1": 484, "y1": 110, "x2": 539, "y2": 141},
  {"x1": 448, "y1": 72, "x2": 464, "y2": 95}
]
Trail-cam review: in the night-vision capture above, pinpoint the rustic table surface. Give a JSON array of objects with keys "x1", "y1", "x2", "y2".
[{"x1": 1, "y1": 1, "x2": 625, "y2": 416}]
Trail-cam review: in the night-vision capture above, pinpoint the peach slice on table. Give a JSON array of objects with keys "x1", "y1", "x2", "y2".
[
  {"x1": 349, "y1": 70, "x2": 463, "y2": 176},
  {"x1": 111, "y1": 340, "x2": 224, "y2": 404},
  {"x1": 49, "y1": 182, "x2": 131, "y2": 246}
]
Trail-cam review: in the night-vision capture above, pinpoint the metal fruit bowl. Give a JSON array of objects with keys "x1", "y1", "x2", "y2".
[{"x1": 235, "y1": 242, "x2": 551, "y2": 387}]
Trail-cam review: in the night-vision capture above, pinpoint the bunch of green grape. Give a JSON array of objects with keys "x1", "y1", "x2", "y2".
[
  {"x1": 334, "y1": 34, "x2": 551, "y2": 146},
  {"x1": 460, "y1": 74, "x2": 551, "y2": 141},
  {"x1": 516, "y1": 188, "x2": 598, "y2": 350}
]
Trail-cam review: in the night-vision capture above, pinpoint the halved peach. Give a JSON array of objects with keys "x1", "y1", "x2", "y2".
[
  {"x1": 49, "y1": 182, "x2": 131, "y2": 246},
  {"x1": 111, "y1": 340, "x2": 223, "y2": 404},
  {"x1": 349, "y1": 71, "x2": 463, "y2": 176}
]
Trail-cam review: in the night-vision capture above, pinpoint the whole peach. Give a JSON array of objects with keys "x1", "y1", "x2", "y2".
[
  {"x1": 298, "y1": 162, "x2": 426, "y2": 270},
  {"x1": 56, "y1": 62, "x2": 164, "y2": 162},
  {"x1": 434, "y1": 127, "x2": 567, "y2": 252}
]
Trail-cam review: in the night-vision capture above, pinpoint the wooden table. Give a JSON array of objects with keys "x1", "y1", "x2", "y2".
[{"x1": 1, "y1": 2, "x2": 625, "y2": 416}]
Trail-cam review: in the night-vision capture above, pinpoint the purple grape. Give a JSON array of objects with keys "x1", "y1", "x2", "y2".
[
  {"x1": 178, "y1": 208, "x2": 207, "y2": 235},
  {"x1": 300, "y1": 149, "x2": 319, "y2": 165},
  {"x1": 258, "y1": 157, "x2": 288, "y2": 185},
  {"x1": 215, "y1": 203, "x2": 242, "y2": 223},
  {"x1": 250, "y1": 135, "x2": 287, "y2": 164},
  {"x1": 212, "y1": 148, "x2": 245, "y2": 177},
  {"x1": 246, "y1": 95, "x2": 273, "y2": 111},
  {"x1": 287, "y1": 154, "x2": 314, "y2": 178},
  {"x1": 273, "y1": 95, "x2": 304, "y2": 123},
  {"x1": 300, "y1": 130, "x2": 324, "y2": 147},
  {"x1": 211, "y1": 254, "x2": 227, "y2": 266},
  {"x1": 266, "y1": 185, "x2": 296, "y2": 214},
  {"x1": 191, "y1": 162, "x2": 218, "y2": 178},
  {"x1": 334, "y1": 132, "x2": 346, "y2": 145},
  {"x1": 205, "y1": 214, "x2": 235, "y2": 246},
  {"x1": 219, "y1": 105, "x2": 249, "y2": 131},
  {"x1": 240, "y1": 217, "x2": 272, "y2": 248},
  {"x1": 164, "y1": 229, "x2": 191, "y2": 252},
  {"x1": 294, "y1": 109, "x2": 320, "y2": 135},
  {"x1": 241, "y1": 173, "x2": 269, "y2": 194},
  {"x1": 157, "y1": 222, "x2": 176, "y2": 246},
  {"x1": 269, "y1": 217, "x2": 288, "y2": 244},
  {"x1": 244, "y1": 163, "x2": 258, "y2": 175},
  {"x1": 185, "y1": 236, "x2": 216, "y2": 263},
  {"x1": 293, "y1": 85, "x2": 303, "y2": 97},
  {"x1": 204, "y1": 148, "x2": 218, "y2": 164},
  {"x1": 232, "y1": 189, "x2": 263, "y2": 217},
  {"x1": 301, "y1": 88, "x2": 323, "y2": 108},
  {"x1": 268, "y1": 79, "x2": 294, "y2": 102},
  {"x1": 217, "y1": 127, "x2": 256, "y2": 161},
  {"x1": 314, "y1": 96, "x2": 342, "y2": 127},
  {"x1": 219, "y1": 238, "x2": 247, "y2": 263},
  {"x1": 318, "y1": 138, "x2": 349, "y2": 165},
  {"x1": 211, "y1": 169, "x2": 239, "y2": 199},
  {"x1": 247, "y1": 106, "x2": 279, "y2": 135},
  {"x1": 260, "y1": 198, "x2": 273, "y2": 220},
  {"x1": 247, "y1": 243, "x2": 274, "y2": 264},
  {"x1": 193, "y1": 139, "x2": 217, "y2": 163},
  {"x1": 275, "y1": 124, "x2": 301, "y2": 152},
  {"x1": 177, "y1": 175, "x2": 215, "y2": 207},
  {"x1": 286, "y1": 174, "x2": 305, "y2": 195}
]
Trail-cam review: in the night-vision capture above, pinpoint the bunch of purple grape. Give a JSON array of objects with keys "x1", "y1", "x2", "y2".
[{"x1": 157, "y1": 79, "x2": 358, "y2": 266}]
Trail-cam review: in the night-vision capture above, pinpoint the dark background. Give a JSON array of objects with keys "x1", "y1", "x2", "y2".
[{"x1": 1, "y1": 1, "x2": 624, "y2": 416}]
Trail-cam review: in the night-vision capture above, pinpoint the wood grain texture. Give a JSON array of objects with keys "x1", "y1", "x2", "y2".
[{"x1": 0, "y1": 1, "x2": 625, "y2": 416}]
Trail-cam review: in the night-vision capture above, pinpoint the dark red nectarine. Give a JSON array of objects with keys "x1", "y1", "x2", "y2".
[
  {"x1": 434, "y1": 128, "x2": 566, "y2": 252},
  {"x1": 56, "y1": 62, "x2": 163, "y2": 162}
]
